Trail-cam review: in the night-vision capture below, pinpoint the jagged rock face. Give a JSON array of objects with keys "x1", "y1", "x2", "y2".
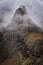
[
  {"x1": 15, "y1": 6, "x2": 27, "y2": 16},
  {"x1": 0, "y1": 30, "x2": 17, "y2": 62},
  {"x1": 0, "y1": 6, "x2": 43, "y2": 65}
]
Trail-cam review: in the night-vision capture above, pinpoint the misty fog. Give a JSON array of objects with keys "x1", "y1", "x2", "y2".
[{"x1": 0, "y1": 0, "x2": 43, "y2": 30}]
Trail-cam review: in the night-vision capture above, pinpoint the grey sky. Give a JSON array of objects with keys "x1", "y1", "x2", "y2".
[{"x1": 0, "y1": 0, "x2": 43, "y2": 29}]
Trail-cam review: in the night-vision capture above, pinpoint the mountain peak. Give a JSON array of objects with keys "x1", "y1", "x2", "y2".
[{"x1": 15, "y1": 5, "x2": 27, "y2": 16}]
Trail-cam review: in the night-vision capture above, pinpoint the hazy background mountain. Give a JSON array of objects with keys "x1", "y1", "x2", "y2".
[{"x1": 0, "y1": 0, "x2": 43, "y2": 30}]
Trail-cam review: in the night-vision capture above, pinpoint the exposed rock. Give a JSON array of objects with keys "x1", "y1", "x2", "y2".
[{"x1": 15, "y1": 6, "x2": 27, "y2": 16}]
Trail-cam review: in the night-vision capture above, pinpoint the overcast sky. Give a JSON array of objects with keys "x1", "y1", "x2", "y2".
[{"x1": 0, "y1": 0, "x2": 43, "y2": 29}]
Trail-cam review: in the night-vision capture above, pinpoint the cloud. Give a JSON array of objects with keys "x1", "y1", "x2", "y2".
[
  {"x1": 0, "y1": 0, "x2": 43, "y2": 30},
  {"x1": 25, "y1": 0, "x2": 43, "y2": 29}
]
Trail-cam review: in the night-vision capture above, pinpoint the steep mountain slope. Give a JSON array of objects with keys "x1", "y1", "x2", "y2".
[
  {"x1": 7, "y1": 6, "x2": 43, "y2": 33},
  {"x1": 0, "y1": 6, "x2": 43, "y2": 65}
]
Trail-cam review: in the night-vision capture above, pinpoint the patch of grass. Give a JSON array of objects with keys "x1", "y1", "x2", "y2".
[{"x1": 26, "y1": 32, "x2": 43, "y2": 46}]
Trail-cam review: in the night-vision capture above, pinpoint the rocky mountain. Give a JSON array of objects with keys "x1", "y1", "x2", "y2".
[{"x1": 0, "y1": 6, "x2": 43, "y2": 65}]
